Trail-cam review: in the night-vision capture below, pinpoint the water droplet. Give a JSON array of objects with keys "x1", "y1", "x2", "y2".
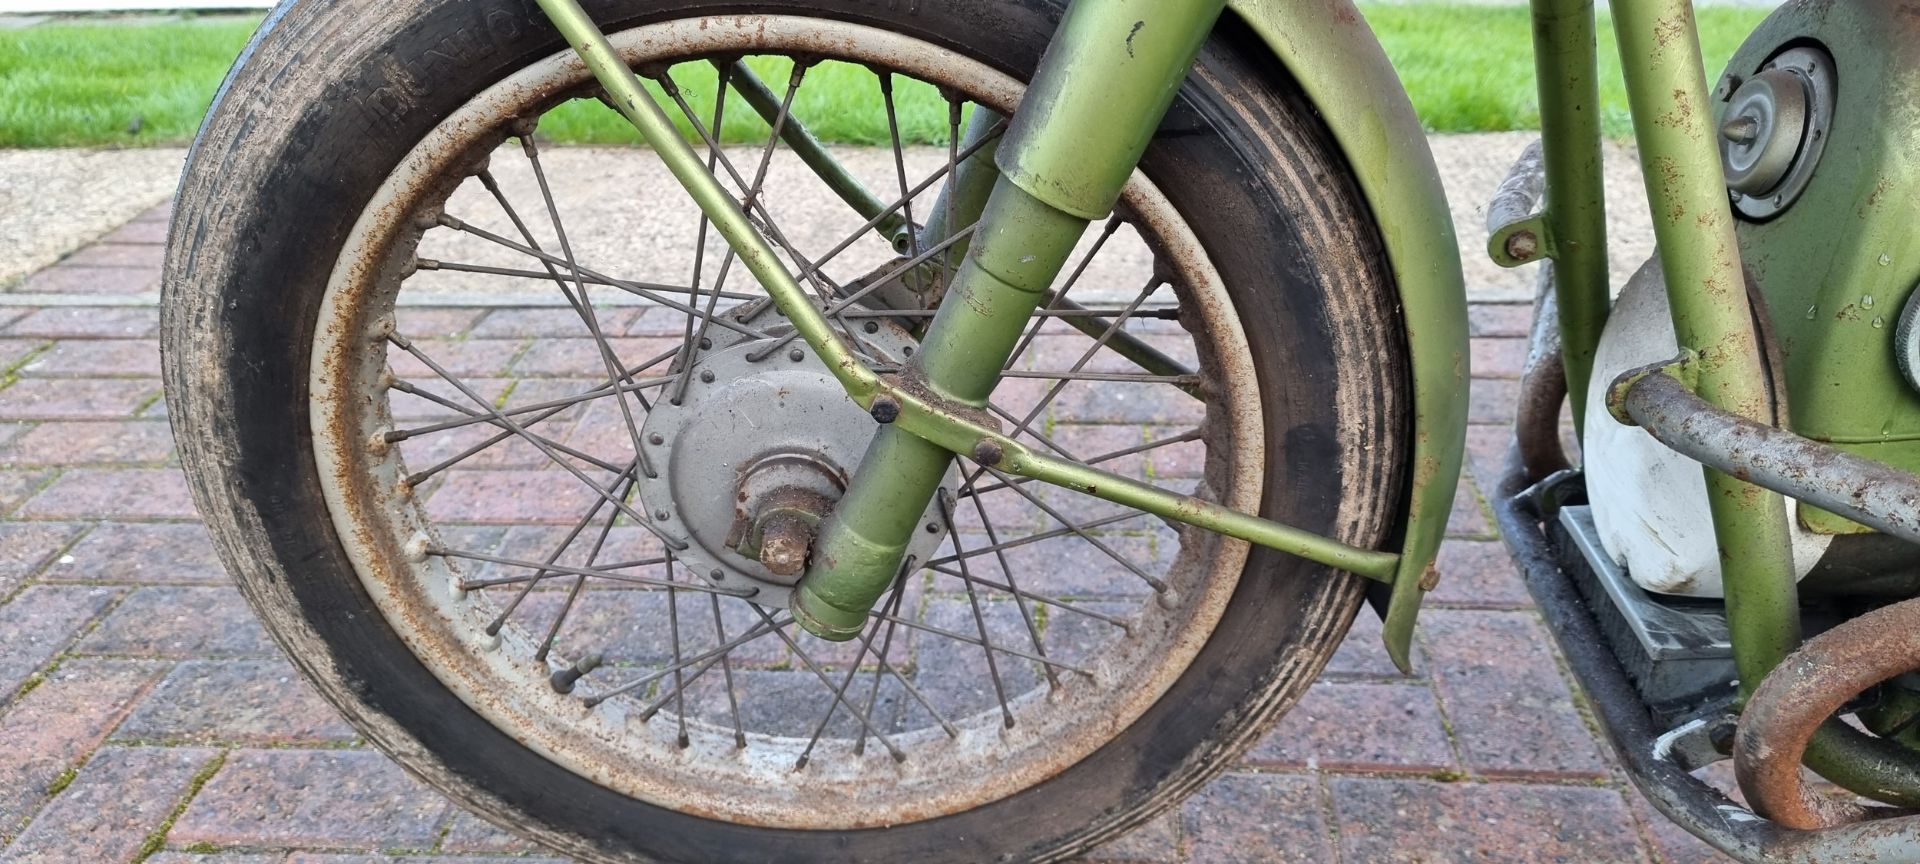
[
  {"x1": 1880, "y1": 254, "x2": 1894, "y2": 266},
  {"x1": 1873, "y1": 316, "x2": 1886, "y2": 329},
  {"x1": 1863, "y1": 295, "x2": 1876, "y2": 309}
]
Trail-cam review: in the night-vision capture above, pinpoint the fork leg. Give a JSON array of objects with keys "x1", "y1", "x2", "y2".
[{"x1": 792, "y1": 0, "x2": 1230, "y2": 639}]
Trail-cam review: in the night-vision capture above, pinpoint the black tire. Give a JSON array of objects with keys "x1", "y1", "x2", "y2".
[{"x1": 162, "y1": 2, "x2": 1409, "y2": 861}]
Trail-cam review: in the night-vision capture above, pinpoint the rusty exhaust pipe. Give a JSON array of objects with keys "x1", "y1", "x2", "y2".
[{"x1": 1736, "y1": 596, "x2": 1920, "y2": 829}]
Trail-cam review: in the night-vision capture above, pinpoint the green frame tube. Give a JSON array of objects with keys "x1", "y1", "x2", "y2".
[
  {"x1": 1527, "y1": 0, "x2": 1611, "y2": 434},
  {"x1": 529, "y1": 0, "x2": 1401, "y2": 637},
  {"x1": 1606, "y1": 0, "x2": 1800, "y2": 694},
  {"x1": 794, "y1": 0, "x2": 1233, "y2": 638}
]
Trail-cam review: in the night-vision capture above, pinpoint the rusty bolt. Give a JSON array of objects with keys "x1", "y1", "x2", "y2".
[
  {"x1": 1504, "y1": 230, "x2": 1540, "y2": 262},
  {"x1": 972, "y1": 438, "x2": 1005, "y2": 466},
  {"x1": 757, "y1": 512, "x2": 814, "y2": 578},
  {"x1": 870, "y1": 395, "x2": 901, "y2": 424},
  {"x1": 789, "y1": 348, "x2": 805, "y2": 363}
]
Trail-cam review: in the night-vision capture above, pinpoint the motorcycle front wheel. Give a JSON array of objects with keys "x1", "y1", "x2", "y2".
[{"x1": 163, "y1": 1, "x2": 1410, "y2": 861}]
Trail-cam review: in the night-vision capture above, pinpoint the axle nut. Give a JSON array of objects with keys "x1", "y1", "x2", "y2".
[
  {"x1": 870, "y1": 395, "x2": 901, "y2": 424},
  {"x1": 756, "y1": 512, "x2": 815, "y2": 578},
  {"x1": 972, "y1": 438, "x2": 1005, "y2": 466}
]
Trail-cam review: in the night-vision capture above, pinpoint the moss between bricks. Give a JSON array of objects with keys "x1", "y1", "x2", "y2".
[{"x1": 132, "y1": 750, "x2": 227, "y2": 863}]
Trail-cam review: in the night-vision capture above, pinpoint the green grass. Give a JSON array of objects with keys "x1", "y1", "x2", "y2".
[
  {"x1": 0, "y1": 7, "x2": 1770, "y2": 148},
  {"x1": 1372, "y1": 4, "x2": 1770, "y2": 137}
]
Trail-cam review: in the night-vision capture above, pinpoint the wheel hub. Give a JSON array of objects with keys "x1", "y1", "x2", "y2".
[{"x1": 635, "y1": 316, "x2": 951, "y2": 607}]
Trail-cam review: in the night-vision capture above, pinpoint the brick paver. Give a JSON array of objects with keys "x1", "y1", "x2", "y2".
[{"x1": 0, "y1": 213, "x2": 1737, "y2": 863}]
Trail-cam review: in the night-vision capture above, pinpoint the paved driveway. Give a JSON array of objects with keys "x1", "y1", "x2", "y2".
[{"x1": 0, "y1": 177, "x2": 1734, "y2": 863}]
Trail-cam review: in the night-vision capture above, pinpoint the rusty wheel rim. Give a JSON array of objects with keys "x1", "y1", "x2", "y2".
[{"x1": 309, "y1": 15, "x2": 1263, "y2": 828}]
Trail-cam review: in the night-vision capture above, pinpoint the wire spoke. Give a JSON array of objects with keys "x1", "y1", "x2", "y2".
[
  {"x1": 867, "y1": 609, "x2": 1092, "y2": 676},
  {"x1": 925, "y1": 562, "x2": 1133, "y2": 630},
  {"x1": 983, "y1": 463, "x2": 1167, "y2": 594},
  {"x1": 938, "y1": 492, "x2": 1018, "y2": 725},
  {"x1": 480, "y1": 456, "x2": 642, "y2": 636},
  {"x1": 743, "y1": 602, "x2": 906, "y2": 761},
  {"x1": 880, "y1": 72, "x2": 919, "y2": 259},
  {"x1": 956, "y1": 478, "x2": 1057, "y2": 688},
  {"x1": 585, "y1": 614, "x2": 792, "y2": 706},
  {"x1": 389, "y1": 333, "x2": 689, "y2": 552},
  {"x1": 384, "y1": 378, "x2": 629, "y2": 476},
  {"x1": 742, "y1": 224, "x2": 976, "y2": 362},
  {"x1": 415, "y1": 258, "x2": 739, "y2": 301},
  {"x1": 530, "y1": 465, "x2": 639, "y2": 663},
  {"x1": 518, "y1": 131, "x2": 661, "y2": 479},
  {"x1": 667, "y1": 62, "x2": 736, "y2": 407},
  {"x1": 709, "y1": 592, "x2": 747, "y2": 748},
  {"x1": 439, "y1": 547, "x2": 747, "y2": 596},
  {"x1": 925, "y1": 509, "x2": 1150, "y2": 567},
  {"x1": 387, "y1": 351, "x2": 678, "y2": 445},
  {"x1": 663, "y1": 556, "x2": 691, "y2": 747},
  {"x1": 436, "y1": 213, "x2": 770, "y2": 342}
]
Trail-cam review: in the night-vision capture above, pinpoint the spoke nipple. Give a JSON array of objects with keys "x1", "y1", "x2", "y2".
[
  {"x1": 870, "y1": 396, "x2": 901, "y2": 424},
  {"x1": 788, "y1": 348, "x2": 805, "y2": 363},
  {"x1": 1003, "y1": 715, "x2": 1017, "y2": 730},
  {"x1": 509, "y1": 116, "x2": 539, "y2": 138},
  {"x1": 677, "y1": 733, "x2": 690, "y2": 749},
  {"x1": 699, "y1": 369, "x2": 716, "y2": 384},
  {"x1": 971, "y1": 439, "x2": 1004, "y2": 467},
  {"x1": 793, "y1": 755, "x2": 810, "y2": 771},
  {"x1": 367, "y1": 433, "x2": 391, "y2": 456},
  {"x1": 890, "y1": 749, "x2": 908, "y2": 764},
  {"x1": 414, "y1": 258, "x2": 441, "y2": 271},
  {"x1": 1155, "y1": 588, "x2": 1182, "y2": 611},
  {"x1": 448, "y1": 578, "x2": 467, "y2": 601},
  {"x1": 735, "y1": 733, "x2": 748, "y2": 749},
  {"x1": 648, "y1": 433, "x2": 666, "y2": 446},
  {"x1": 404, "y1": 533, "x2": 432, "y2": 563}
]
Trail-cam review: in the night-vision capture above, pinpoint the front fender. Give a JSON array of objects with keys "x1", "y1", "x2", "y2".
[{"x1": 1226, "y1": 0, "x2": 1469, "y2": 671}]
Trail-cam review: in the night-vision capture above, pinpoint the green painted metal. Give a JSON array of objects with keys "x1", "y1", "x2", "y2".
[
  {"x1": 727, "y1": 61, "x2": 914, "y2": 249},
  {"x1": 795, "y1": 0, "x2": 1233, "y2": 639},
  {"x1": 1223, "y1": 0, "x2": 1469, "y2": 672},
  {"x1": 1718, "y1": 0, "x2": 1920, "y2": 534},
  {"x1": 919, "y1": 106, "x2": 1004, "y2": 273},
  {"x1": 1609, "y1": 0, "x2": 1801, "y2": 691},
  {"x1": 532, "y1": 0, "x2": 880, "y2": 402},
  {"x1": 1605, "y1": 0, "x2": 1920, "y2": 807},
  {"x1": 537, "y1": 0, "x2": 1462, "y2": 660},
  {"x1": 1527, "y1": 0, "x2": 1611, "y2": 434}
]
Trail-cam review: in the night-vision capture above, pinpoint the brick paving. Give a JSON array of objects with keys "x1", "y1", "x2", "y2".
[{"x1": 0, "y1": 204, "x2": 1737, "y2": 863}]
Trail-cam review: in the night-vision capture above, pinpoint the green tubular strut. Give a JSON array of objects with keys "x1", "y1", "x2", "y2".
[
  {"x1": 1612, "y1": 0, "x2": 1798, "y2": 692},
  {"x1": 531, "y1": 0, "x2": 1402, "y2": 644},
  {"x1": 794, "y1": 0, "x2": 1234, "y2": 639},
  {"x1": 1608, "y1": 0, "x2": 1920, "y2": 805},
  {"x1": 725, "y1": 62, "x2": 913, "y2": 249},
  {"x1": 1527, "y1": 0, "x2": 1610, "y2": 434}
]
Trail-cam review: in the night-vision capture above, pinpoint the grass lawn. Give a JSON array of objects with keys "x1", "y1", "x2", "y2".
[{"x1": 0, "y1": 7, "x2": 1770, "y2": 148}]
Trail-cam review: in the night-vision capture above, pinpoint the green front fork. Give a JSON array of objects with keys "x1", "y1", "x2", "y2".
[
  {"x1": 794, "y1": 0, "x2": 1230, "y2": 637},
  {"x1": 530, "y1": 0, "x2": 1405, "y2": 646}
]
